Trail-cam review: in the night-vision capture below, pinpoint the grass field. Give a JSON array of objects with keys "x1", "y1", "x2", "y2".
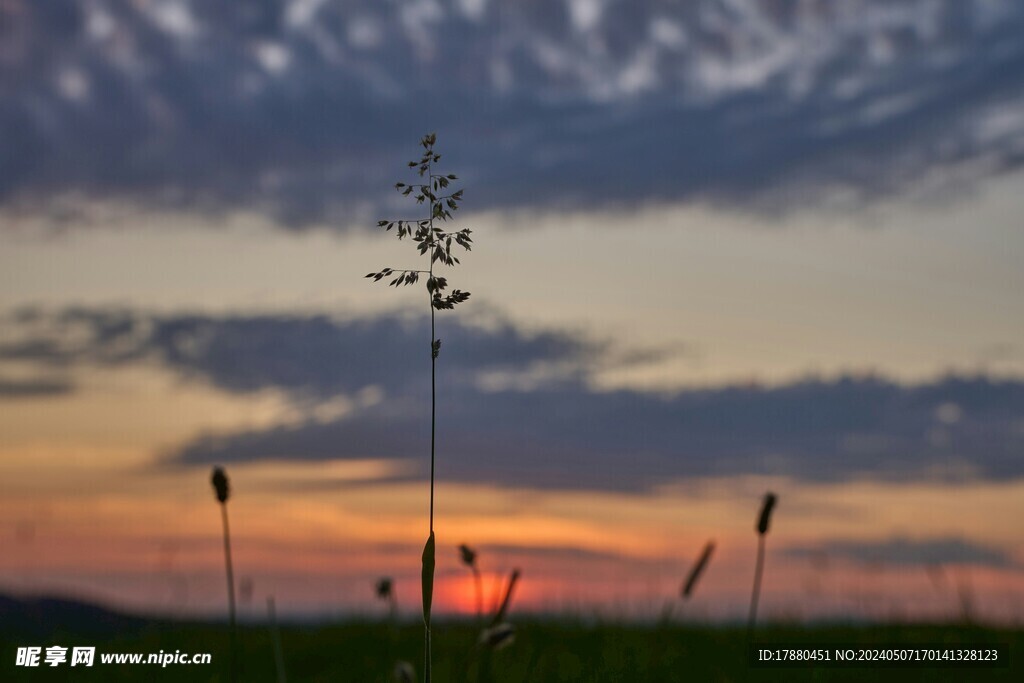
[{"x1": 3, "y1": 613, "x2": 1020, "y2": 682}]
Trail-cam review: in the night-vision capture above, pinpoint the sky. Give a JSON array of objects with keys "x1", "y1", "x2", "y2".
[{"x1": 1, "y1": 0, "x2": 1024, "y2": 623}]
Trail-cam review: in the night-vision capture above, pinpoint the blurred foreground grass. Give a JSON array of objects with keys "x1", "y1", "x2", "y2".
[{"x1": 2, "y1": 618, "x2": 1020, "y2": 681}]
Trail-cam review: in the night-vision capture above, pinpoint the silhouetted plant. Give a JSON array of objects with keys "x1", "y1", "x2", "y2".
[
  {"x1": 210, "y1": 466, "x2": 237, "y2": 683},
  {"x1": 366, "y1": 133, "x2": 473, "y2": 682},
  {"x1": 474, "y1": 569, "x2": 521, "y2": 683},
  {"x1": 489, "y1": 568, "x2": 521, "y2": 626},
  {"x1": 375, "y1": 577, "x2": 409, "y2": 680},
  {"x1": 749, "y1": 492, "x2": 777, "y2": 631},
  {"x1": 681, "y1": 540, "x2": 715, "y2": 601},
  {"x1": 376, "y1": 577, "x2": 398, "y2": 622},
  {"x1": 659, "y1": 540, "x2": 716, "y2": 624},
  {"x1": 459, "y1": 543, "x2": 483, "y2": 620}
]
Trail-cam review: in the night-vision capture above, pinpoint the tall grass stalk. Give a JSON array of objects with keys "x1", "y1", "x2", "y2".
[
  {"x1": 748, "y1": 492, "x2": 777, "y2": 632},
  {"x1": 367, "y1": 133, "x2": 473, "y2": 682},
  {"x1": 210, "y1": 466, "x2": 237, "y2": 683}
]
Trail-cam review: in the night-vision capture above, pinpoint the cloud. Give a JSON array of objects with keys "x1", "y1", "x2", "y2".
[
  {"x1": 5, "y1": 306, "x2": 1024, "y2": 492},
  {"x1": 169, "y1": 374, "x2": 1024, "y2": 491},
  {"x1": 784, "y1": 536, "x2": 1019, "y2": 571},
  {"x1": 478, "y1": 543, "x2": 670, "y2": 569},
  {"x1": 2, "y1": 1, "x2": 1023, "y2": 227},
  {"x1": 0, "y1": 305, "x2": 607, "y2": 397},
  {"x1": 0, "y1": 376, "x2": 72, "y2": 399}
]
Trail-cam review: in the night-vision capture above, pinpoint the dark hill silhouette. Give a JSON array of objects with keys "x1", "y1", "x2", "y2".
[{"x1": 0, "y1": 593, "x2": 145, "y2": 638}]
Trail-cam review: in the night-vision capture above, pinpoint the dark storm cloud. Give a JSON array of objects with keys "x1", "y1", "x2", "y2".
[
  {"x1": 5, "y1": 306, "x2": 1024, "y2": 491},
  {"x1": 0, "y1": 305, "x2": 604, "y2": 397},
  {"x1": 2, "y1": 1, "x2": 1023, "y2": 227},
  {"x1": 170, "y1": 374, "x2": 1024, "y2": 491},
  {"x1": 785, "y1": 536, "x2": 1019, "y2": 571}
]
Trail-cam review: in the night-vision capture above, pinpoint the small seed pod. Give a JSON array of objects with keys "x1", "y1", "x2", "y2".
[
  {"x1": 376, "y1": 578, "x2": 393, "y2": 600},
  {"x1": 756, "y1": 492, "x2": 777, "y2": 535},
  {"x1": 211, "y1": 466, "x2": 230, "y2": 504},
  {"x1": 479, "y1": 622, "x2": 516, "y2": 650},
  {"x1": 458, "y1": 544, "x2": 477, "y2": 567}
]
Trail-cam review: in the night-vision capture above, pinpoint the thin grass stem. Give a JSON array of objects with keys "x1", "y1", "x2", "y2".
[
  {"x1": 748, "y1": 534, "x2": 766, "y2": 633},
  {"x1": 220, "y1": 503, "x2": 237, "y2": 683},
  {"x1": 267, "y1": 597, "x2": 287, "y2": 683}
]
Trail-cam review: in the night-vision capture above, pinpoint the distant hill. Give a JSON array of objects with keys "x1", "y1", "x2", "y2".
[{"x1": 0, "y1": 593, "x2": 147, "y2": 639}]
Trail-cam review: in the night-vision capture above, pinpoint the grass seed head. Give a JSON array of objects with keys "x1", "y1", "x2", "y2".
[
  {"x1": 376, "y1": 577, "x2": 394, "y2": 600},
  {"x1": 681, "y1": 541, "x2": 715, "y2": 600},
  {"x1": 757, "y1": 492, "x2": 777, "y2": 535},
  {"x1": 458, "y1": 544, "x2": 477, "y2": 567},
  {"x1": 211, "y1": 466, "x2": 230, "y2": 504}
]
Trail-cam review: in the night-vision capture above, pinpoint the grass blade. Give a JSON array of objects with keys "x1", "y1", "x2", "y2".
[
  {"x1": 422, "y1": 532, "x2": 436, "y2": 626},
  {"x1": 490, "y1": 569, "x2": 520, "y2": 626}
]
